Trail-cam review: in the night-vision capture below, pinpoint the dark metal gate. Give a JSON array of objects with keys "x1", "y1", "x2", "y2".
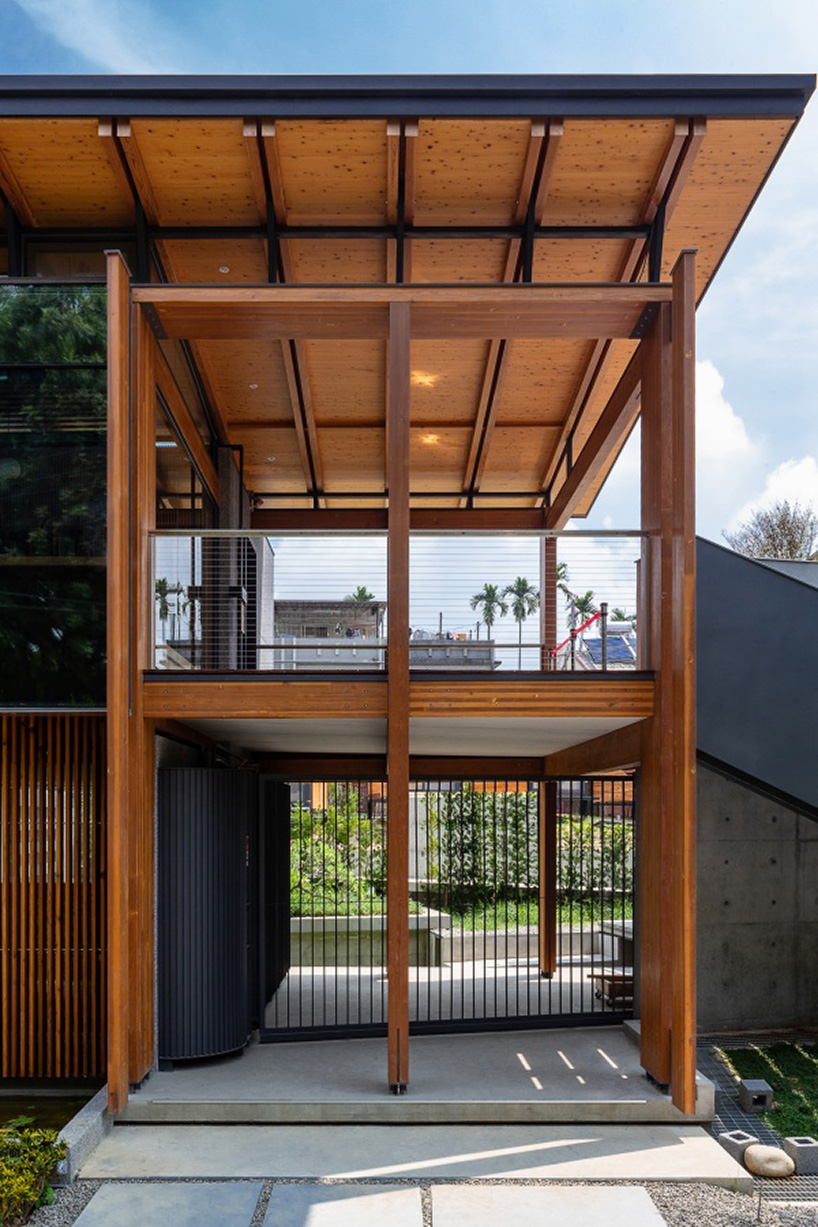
[{"x1": 260, "y1": 776, "x2": 634, "y2": 1041}]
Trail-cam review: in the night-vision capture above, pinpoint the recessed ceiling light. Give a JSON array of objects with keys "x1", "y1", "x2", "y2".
[
  {"x1": 218, "y1": 265, "x2": 231, "y2": 274},
  {"x1": 411, "y1": 371, "x2": 437, "y2": 388},
  {"x1": 248, "y1": 382, "x2": 259, "y2": 390}
]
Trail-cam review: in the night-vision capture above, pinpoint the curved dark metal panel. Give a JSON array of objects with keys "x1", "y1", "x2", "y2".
[{"x1": 158, "y1": 767, "x2": 255, "y2": 1062}]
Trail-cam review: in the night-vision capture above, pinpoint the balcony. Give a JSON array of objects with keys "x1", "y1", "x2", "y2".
[{"x1": 149, "y1": 529, "x2": 646, "y2": 676}]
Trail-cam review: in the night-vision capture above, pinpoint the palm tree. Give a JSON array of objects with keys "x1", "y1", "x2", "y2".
[
  {"x1": 470, "y1": 584, "x2": 508, "y2": 638},
  {"x1": 572, "y1": 590, "x2": 598, "y2": 640},
  {"x1": 556, "y1": 560, "x2": 572, "y2": 602},
  {"x1": 344, "y1": 585, "x2": 375, "y2": 602},
  {"x1": 155, "y1": 577, "x2": 173, "y2": 642},
  {"x1": 503, "y1": 576, "x2": 540, "y2": 669}
]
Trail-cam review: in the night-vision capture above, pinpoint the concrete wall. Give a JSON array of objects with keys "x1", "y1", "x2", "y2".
[{"x1": 697, "y1": 761, "x2": 818, "y2": 1032}]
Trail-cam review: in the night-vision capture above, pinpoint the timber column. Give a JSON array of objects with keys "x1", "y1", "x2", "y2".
[
  {"x1": 639, "y1": 250, "x2": 697, "y2": 1113},
  {"x1": 105, "y1": 252, "x2": 131, "y2": 1113},
  {"x1": 386, "y1": 301, "x2": 411, "y2": 1092}
]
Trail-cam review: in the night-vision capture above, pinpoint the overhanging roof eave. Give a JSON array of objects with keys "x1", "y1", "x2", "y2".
[{"x1": 0, "y1": 72, "x2": 813, "y2": 119}]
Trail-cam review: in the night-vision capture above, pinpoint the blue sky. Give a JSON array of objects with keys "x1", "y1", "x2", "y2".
[{"x1": 2, "y1": 0, "x2": 817, "y2": 542}]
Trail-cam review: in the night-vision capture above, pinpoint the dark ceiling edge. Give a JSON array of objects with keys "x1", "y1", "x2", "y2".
[
  {"x1": 0, "y1": 73, "x2": 813, "y2": 118},
  {"x1": 697, "y1": 750, "x2": 818, "y2": 823}
]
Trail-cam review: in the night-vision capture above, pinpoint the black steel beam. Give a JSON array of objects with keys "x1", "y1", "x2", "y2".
[
  {"x1": 0, "y1": 74, "x2": 812, "y2": 119},
  {"x1": 148, "y1": 223, "x2": 650, "y2": 241}
]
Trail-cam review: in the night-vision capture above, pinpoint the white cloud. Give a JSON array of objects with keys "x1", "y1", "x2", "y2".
[
  {"x1": 12, "y1": 0, "x2": 192, "y2": 72},
  {"x1": 694, "y1": 359, "x2": 767, "y2": 541},
  {"x1": 696, "y1": 359, "x2": 757, "y2": 466},
  {"x1": 729, "y1": 456, "x2": 818, "y2": 530}
]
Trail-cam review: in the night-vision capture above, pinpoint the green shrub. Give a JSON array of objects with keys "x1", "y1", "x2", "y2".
[
  {"x1": 290, "y1": 837, "x2": 387, "y2": 916},
  {"x1": 0, "y1": 1118, "x2": 67, "y2": 1227},
  {"x1": 425, "y1": 787, "x2": 634, "y2": 911},
  {"x1": 289, "y1": 783, "x2": 389, "y2": 917}
]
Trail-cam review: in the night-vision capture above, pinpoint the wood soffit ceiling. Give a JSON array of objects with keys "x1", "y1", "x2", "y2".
[{"x1": 0, "y1": 111, "x2": 801, "y2": 512}]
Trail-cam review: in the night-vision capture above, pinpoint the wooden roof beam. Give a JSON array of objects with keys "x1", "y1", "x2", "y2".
[
  {"x1": 386, "y1": 121, "x2": 417, "y2": 283},
  {"x1": 134, "y1": 283, "x2": 668, "y2": 341},
  {"x1": 98, "y1": 120, "x2": 136, "y2": 223},
  {"x1": 0, "y1": 140, "x2": 36, "y2": 228},
  {"x1": 544, "y1": 350, "x2": 641, "y2": 529},
  {"x1": 539, "y1": 120, "x2": 706, "y2": 512},
  {"x1": 115, "y1": 120, "x2": 161, "y2": 224},
  {"x1": 543, "y1": 722, "x2": 642, "y2": 775},
  {"x1": 254, "y1": 119, "x2": 326, "y2": 507},
  {"x1": 462, "y1": 120, "x2": 563, "y2": 505},
  {"x1": 101, "y1": 120, "x2": 231, "y2": 450}
]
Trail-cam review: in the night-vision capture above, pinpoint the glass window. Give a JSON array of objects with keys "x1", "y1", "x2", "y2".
[
  {"x1": 26, "y1": 242, "x2": 135, "y2": 280},
  {"x1": 156, "y1": 395, "x2": 216, "y2": 529},
  {"x1": 0, "y1": 284, "x2": 107, "y2": 707}
]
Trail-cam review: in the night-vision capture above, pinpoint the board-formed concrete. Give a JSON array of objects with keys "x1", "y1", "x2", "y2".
[
  {"x1": 432, "y1": 1184, "x2": 667, "y2": 1226},
  {"x1": 73, "y1": 1181, "x2": 263, "y2": 1226},
  {"x1": 80, "y1": 1123, "x2": 751, "y2": 1190},
  {"x1": 262, "y1": 1184, "x2": 422, "y2": 1226}
]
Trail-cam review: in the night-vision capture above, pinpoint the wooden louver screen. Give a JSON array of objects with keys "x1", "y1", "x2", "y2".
[{"x1": 1, "y1": 714, "x2": 107, "y2": 1081}]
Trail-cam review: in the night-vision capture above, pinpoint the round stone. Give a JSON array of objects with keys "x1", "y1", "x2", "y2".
[{"x1": 743, "y1": 1143, "x2": 796, "y2": 1178}]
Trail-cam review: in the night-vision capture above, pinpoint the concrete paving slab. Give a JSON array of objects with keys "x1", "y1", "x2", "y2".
[
  {"x1": 72, "y1": 1180, "x2": 263, "y2": 1226},
  {"x1": 432, "y1": 1184, "x2": 667, "y2": 1226},
  {"x1": 80, "y1": 1123, "x2": 751, "y2": 1190},
  {"x1": 262, "y1": 1183, "x2": 422, "y2": 1226}
]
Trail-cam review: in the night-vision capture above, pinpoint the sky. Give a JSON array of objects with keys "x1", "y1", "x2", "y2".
[{"x1": 1, "y1": 0, "x2": 817, "y2": 549}]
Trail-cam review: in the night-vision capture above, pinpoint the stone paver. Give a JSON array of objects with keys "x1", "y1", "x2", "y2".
[
  {"x1": 72, "y1": 1180, "x2": 263, "y2": 1226},
  {"x1": 263, "y1": 1183, "x2": 422, "y2": 1226},
  {"x1": 432, "y1": 1184, "x2": 667, "y2": 1226}
]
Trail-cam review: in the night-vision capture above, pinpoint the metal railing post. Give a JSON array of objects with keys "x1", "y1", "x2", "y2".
[{"x1": 600, "y1": 601, "x2": 608, "y2": 671}]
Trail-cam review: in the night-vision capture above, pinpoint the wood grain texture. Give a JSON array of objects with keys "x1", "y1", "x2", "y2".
[
  {"x1": 539, "y1": 120, "x2": 703, "y2": 508},
  {"x1": 0, "y1": 715, "x2": 107, "y2": 1081},
  {"x1": 639, "y1": 300, "x2": 673, "y2": 1092},
  {"x1": 132, "y1": 283, "x2": 672, "y2": 343},
  {"x1": 543, "y1": 722, "x2": 642, "y2": 776},
  {"x1": 462, "y1": 121, "x2": 562, "y2": 500},
  {"x1": 670, "y1": 250, "x2": 697, "y2": 1115},
  {"x1": 545, "y1": 350, "x2": 641, "y2": 528},
  {"x1": 106, "y1": 251, "x2": 131, "y2": 1113},
  {"x1": 538, "y1": 781, "x2": 558, "y2": 977},
  {"x1": 387, "y1": 302, "x2": 411, "y2": 1090},
  {"x1": 155, "y1": 343, "x2": 220, "y2": 502},
  {"x1": 128, "y1": 309, "x2": 157, "y2": 1086},
  {"x1": 143, "y1": 678, "x2": 388, "y2": 719},
  {"x1": 637, "y1": 253, "x2": 697, "y2": 1113},
  {"x1": 409, "y1": 677, "x2": 654, "y2": 719}
]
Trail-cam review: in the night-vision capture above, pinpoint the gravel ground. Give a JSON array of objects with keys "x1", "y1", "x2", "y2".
[{"x1": 29, "y1": 1178, "x2": 818, "y2": 1227}]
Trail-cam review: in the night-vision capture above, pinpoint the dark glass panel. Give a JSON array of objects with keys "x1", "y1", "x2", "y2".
[
  {"x1": 26, "y1": 242, "x2": 135, "y2": 281},
  {"x1": 0, "y1": 283, "x2": 106, "y2": 706},
  {"x1": 0, "y1": 283, "x2": 106, "y2": 363},
  {"x1": 155, "y1": 394, "x2": 216, "y2": 529},
  {"x1": 158, "y1": 339, "x2": 214, "y2": 455},
  {"x1": 0, "y1": 565, "x2": 106, "y2": 705}
]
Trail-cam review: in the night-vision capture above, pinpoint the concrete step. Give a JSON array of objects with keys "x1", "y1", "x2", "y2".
[
  {"x1": 120, "y1": 1094, "x2": 712, "y2": 1125},
  {"x1": 120, "y1": 1027, "x2": 714, "y2": 1125},
  {"x1": 80, "y1": 1122, "x2": 751, "y2": 1191}
]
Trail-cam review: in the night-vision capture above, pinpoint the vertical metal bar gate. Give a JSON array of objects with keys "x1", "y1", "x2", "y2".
[{"x1": 260, "y1": 775, "x2": 634, "y2": 1041}]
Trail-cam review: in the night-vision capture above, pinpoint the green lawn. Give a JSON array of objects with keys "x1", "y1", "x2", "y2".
[
  {"x1": 450, "y1": 898, "x2": 633, "y2": 931},
  {"x1": 718, "y1": 1042, "x2": 818, "y2": 1139}
]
